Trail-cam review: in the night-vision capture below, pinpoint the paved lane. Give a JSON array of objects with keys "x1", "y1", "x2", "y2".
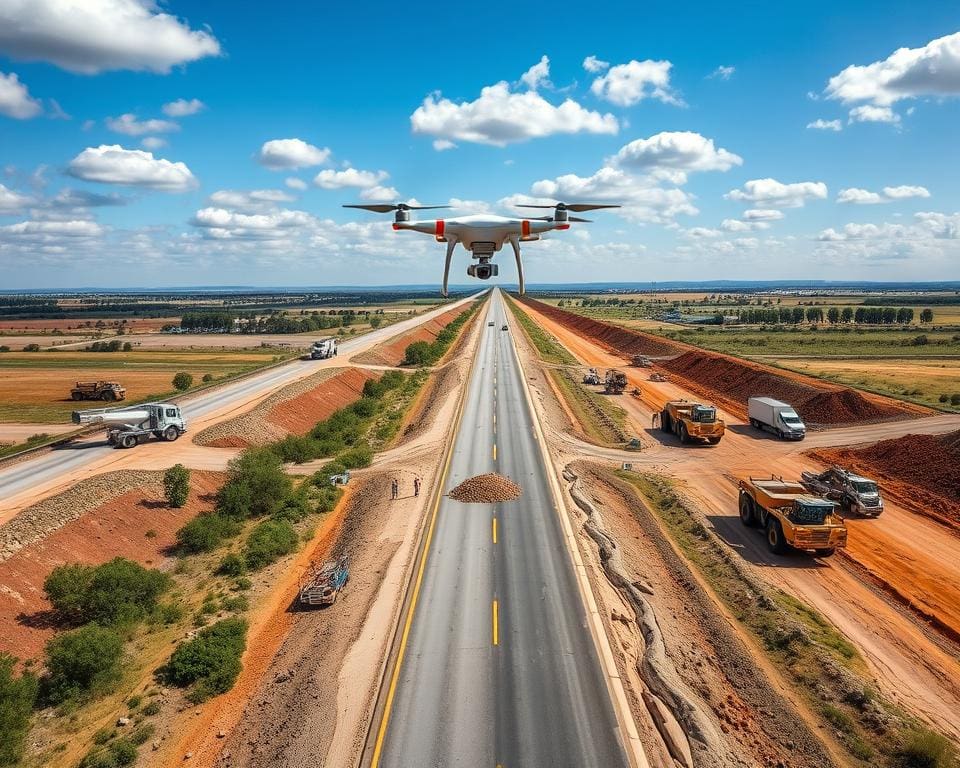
[{"x1": 376, "y1": 288, "x2": 628, "y2": 767}]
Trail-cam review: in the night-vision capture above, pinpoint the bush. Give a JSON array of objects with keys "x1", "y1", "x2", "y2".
[
  {"x1": 163, "y1": 464, "x2": 191, "y2": 508},
  {"x1": 272, "y1": 434, "x2": 315, "y2": 464},
  {"x1": 402, "y1": 340, "x2": 432, "y2": 366},
  {"x1": 164, "y1": 618, "x2": 247, "y2": 702},
  {"x1": 202, "y1": 373, "x2": 214, "y2": 382},
  {"x1": 216, "y1": 553, "x2": 246, "y2": 577},
  {"x1": 0, "y1": 345, "x2": 9, "y2": 352},
  {"x1": 243, "y1": 520, "x2": 299, "y2": 570},
  {"x1": 896, "y1": 728, "x2": 956, "y2": 767},
  {"x1": 0, "y1": 653, "x2": 38, "y2": 766},
  {"x1": 176, "y1": 514, "x2": 241, "y2": 554},
  {"x1": 217, "y1": 448, "x2": 293, "y2": 520},
  {"x1": 172, "y1": 371, "x2": 193, "y2": 391},
  {"x1": 221, "y1": 595, "x2": 248, "y2": 613},
  {"x1": 141, "y1": 700, "x2": 161, "y2": 716},
  {"x1": 338, "y1": 443, "x2": 373, "y2": 469},
  {"x1": 43, "y1": 624, "x2": 123, "y2": 704},
  {"x1": 940, "y1": 394, "x2": 950, "y2": 403},
  {"x1": 122, "y1": 342, "x2": 132, "y2": 352},
  {"x1": 79, "y1": 738, "x2": 138, "y2": 768},
  {"x1": 952, "y1": 394, "x2": 960, "y2": 406},
  {"x1": 23, "y1": 343, "x2": 41, "y2": 352},
  {"x1": 44, "y1": 558, "x2": 170, "y2": 627}
]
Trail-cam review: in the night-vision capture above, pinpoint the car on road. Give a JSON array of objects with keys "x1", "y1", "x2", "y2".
[
  {"x1": 501, "y1": 324, "x2": 508, "y2": 331},
  {"x1": 488, "y1": 321, "x2": 494, "y2": 326}
]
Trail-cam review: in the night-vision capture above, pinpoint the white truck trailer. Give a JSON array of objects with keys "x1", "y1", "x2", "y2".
[
  {"x1": 72, "y1": 402, "x2": 187, "y2": 449},
  {"x1": 748, "y1": 397, "x2": 806, "y2": 440},
  {"x1": 310, "y1": 338, "x2": 337, "y2": 360}
]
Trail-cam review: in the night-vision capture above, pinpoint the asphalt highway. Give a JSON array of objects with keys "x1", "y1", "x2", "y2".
[
  {"x1": 0, "y1": 294, "x2": 477, "y2": 507},
  {"x1": 375, "y1": 288, "x2": 628, "y2": 767}
]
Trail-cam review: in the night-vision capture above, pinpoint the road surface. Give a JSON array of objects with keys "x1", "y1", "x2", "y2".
[
  {"x1": 373, "y1": 288, "x2": 629, "y2": 767},
  {"x1": 0, "y1": 294, "x2": 478, "y2": 517}
]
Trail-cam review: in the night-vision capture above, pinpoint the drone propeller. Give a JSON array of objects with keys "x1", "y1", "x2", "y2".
[
  {"x1": 531, "y1": 215, "x2": 593, "y2": 223},
  {"x1": 342, "y1": 203, "x2": 449, "y2": 213},
  {"x1": 515, "y1": 202, "x2": 621, "y2": 213}
]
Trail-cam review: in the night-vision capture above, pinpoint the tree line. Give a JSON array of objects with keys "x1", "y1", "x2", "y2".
[
  {"x1": 736, "y1": 306, "x2": 930, "y2": 325},
  {"x1": 177, "y1": 309, "x2": 378, "y2": 334}
]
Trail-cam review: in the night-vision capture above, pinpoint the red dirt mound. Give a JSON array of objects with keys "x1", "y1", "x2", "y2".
[
  {"x1": 813, "y1": 430, "x2": 960, "y2": 527},
  {"x1": 267, "y1": 367, "x2": 374, "y2": 435},
  {"x1": 518, "y1": 297, "x2": 682, "y2": 358},
  {"x1": 354, "y1": 303, "x2": 473, "y2": 367}
]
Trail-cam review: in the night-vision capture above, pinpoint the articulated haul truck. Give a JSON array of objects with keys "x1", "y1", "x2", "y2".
[{"x1": 72, "y1": 403, "x2": 187, "y2": 449}]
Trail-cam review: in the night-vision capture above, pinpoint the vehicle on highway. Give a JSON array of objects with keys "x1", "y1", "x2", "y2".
[
  {"x1": 501, "y1": 324, "x2": 508, "y2": 331},
  {"x1": 488, "y1": 321, "x2": 494, "y2": 326},
  {"x1": 298, "y1": 556, "x2": 349, "y2": 607},
  {"x1": 801, "y1": 466, "x2": 884, "y2": 516},
  {"x1": 310, "y1": 337, "x2": 337, "y2": 360},
  {"x1": 748, "y1": 396, "x2": 806, "y2": 440},
  {"x1": 660, "y1": 400, "x2": 725, "y2": 444},
  {"x1": 72, "y1": 402, "x2": 187, "y2": 449},
  {"x1": 70, "y1": 380, "x2": 126, "y2": 402},
  {"x1": 739, "y1": 476, "x2": 847, "y2": 556}
]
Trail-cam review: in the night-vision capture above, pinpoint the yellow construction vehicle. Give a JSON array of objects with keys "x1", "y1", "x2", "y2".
[
  {"x1": 738, "y1": 477, "x2": 847, "y2": 557},
  {"x1": 659, "y1": 400, "x2": 724, "y2": 444}
]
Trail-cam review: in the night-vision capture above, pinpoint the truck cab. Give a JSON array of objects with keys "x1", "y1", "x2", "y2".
[
  {"x1": 72, "y1": 402, "x2": 187, "y2": 449},
  {"x1": 748, "y1": 397, "x2": 806, "y2": 440},
  {"x1": 311, "y1": 338, "x2": 337, "y2": 360}
]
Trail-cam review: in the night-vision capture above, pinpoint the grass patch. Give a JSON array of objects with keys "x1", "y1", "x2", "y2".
[
  {"x1": 614, "y1": 469, "x2": 957, "y2": 768},
  {"x1": 549, "y1": 369, "x2": 627, "y2": 445},
  {"x1": 505, "y1": 296, "x2": 577, "y2": 365}
]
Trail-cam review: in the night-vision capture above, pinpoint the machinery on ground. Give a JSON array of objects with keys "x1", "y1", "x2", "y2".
[
  {"x1": 660, "y1": 400, "x2": 725, "y2": 444},
  {"x1": 72, "y1": 402, "x2": 187, "y2": 449},
  {"x1": 801, "y1": 466, "x2": 884, "y2": 517},
  {"x1": 582, "y1": 368, "x2": 601, "y2": 385},
  {"x1": 70, "y1": 380, "x2": 126, "y2": 402},
  {"x1": 342, "y1": 201, "x2": 620, "y2": 296},
  {"x1": 310, "y1": 338, "x2": 337, "y2": 360},
  {"x1": 738, "y1": 477, "x2": 847, "y2": 556},
  {"x1": 298, "y1": 556, "x2": 349, "y2": 607},
  {"x1": 631, "y1": 355, "x2": 652, "y2": 367},
  {"x1": 604, "y1": 370, "x2": 628, "y2": 395},
  {"x1": 649, "y1": 372, "x2": 668, "y2": 382},
  {"x1": 748, "y1": 397, "x2": 806, "y2": 440}
]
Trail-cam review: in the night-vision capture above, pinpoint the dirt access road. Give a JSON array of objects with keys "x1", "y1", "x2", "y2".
[
  {"x1": 0, "y1": 293, "x2": 480, "y2": 521},
  {"x1": 516, "y1": 298, "x2": 960, "y2": 741}
]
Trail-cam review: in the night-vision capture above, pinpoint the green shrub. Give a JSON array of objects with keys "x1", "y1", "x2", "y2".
[
  {"x1": 163, "y1": 464, "x2": 191, "y2": 508},
  {"x1": 164, "y1": 618, "x2": 248, "y2": 702},
  {"x1": 43, "y1": 624, "x2": 123, "y2": 704},
  {"x1": 273, "y1": 490, "x2": 312, "y2": 522},
  {"x1": 130, "y1": 722, "x2": 154, "y2": 746},
  {"x1": 896, "y1": 728, "x2": 956, "y2": 767},
  {"x1": 0, "y1": 345, "x2": 9, "y2": 352},
  {"x1": 272, "y1": 434, "x2": 314, "y2": 464},
  {"x1": 951, "y1": 394, "x2": 960, "y2": 406},
  {"x1": 126, "y1": 694, "x2": 141, "y2": 709},
  {"x1": 243, "y1": 520, "x2": 298, "y2": 570},
  {"x1": 0, "y1": 653, "x2": 38, "y2": 766},
  {"x1": 216, "y1": 448, "x2": 293, "y2": 519},
  {"x1": 149, "y1": 601, "x2": 185, "y2": 626},
  {"x1": 172, "y1": 371, "x2": 193, "y2": 391},
  {"x1": 339, "y1": 443, "x2": 373, "y2": 469},
  {"x1": 202, "y1": 373, "x2": 214, "y2": 382},
  {"x1": 221, "y1": 595, "x2": 248, "y2": 613},
  {"x1": 940, "y1": 394, "x2": 950, "y2": 403},
  {"x1": 216, "y1": 553, "x2": 246, "y2": 577},
  {"x1": 402, "y1": 340, "x2": 432, "y2": 366},
  {"x1": 232, "y1": 577, "x2": 252, "y2": 591},
  {"x1": 44, "y1": 558, "x2": 170, "y2": 627},
  {"x1": 141, "y1": 700, "x2": 161, "y2": 716},
  {"x1": 176, "y1": 514, "x2": 241, "y2": 553}
]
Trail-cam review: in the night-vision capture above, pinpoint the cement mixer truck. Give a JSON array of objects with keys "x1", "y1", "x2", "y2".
[{"x1": 72, "y1": 403, "x2": 187, "y2": 449}]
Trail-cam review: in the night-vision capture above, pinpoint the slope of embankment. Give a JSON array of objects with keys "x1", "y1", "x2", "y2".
[{"x1": 352, "y1": 303, "x2": 474, "y2": 367}]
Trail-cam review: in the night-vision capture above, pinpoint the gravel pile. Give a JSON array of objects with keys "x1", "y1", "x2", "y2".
[
  {"x1": 0, "y1": 470, "x2": 163, "y2": 563},
  {"x1": 448, "y1": 473, "x2": 521, "y2": 503}
]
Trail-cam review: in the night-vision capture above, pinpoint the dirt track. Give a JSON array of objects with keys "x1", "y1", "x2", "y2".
[{"x1": 513, "y1": 297, "x2": 960, "y2": 742}]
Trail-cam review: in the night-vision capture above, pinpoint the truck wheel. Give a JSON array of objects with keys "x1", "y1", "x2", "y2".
[
  {"x1": 163, "y1": 426, "x2": 180, "y2": 442},
  {"x1": 707, "y1": 437, "x2": 720, "y2": 445},
  {"x1": 71, "y1": 391, "x2": 83, "y2": 401},
  {"x1": 660, "y1": 412, "x2": 670, "y2": 432},
  {"x1": 766, "y1": 518, "x2": 789, "y2": 555},
  {"x1": 739, "y1": 493, "x2": 756, "y2": 527},
  {"x1": 103, "y1": 390, "x2": 116, "y2": 402},
  {"x1": 120, "y1": 434, "x2": 136, "y2": 449},
  {"x1": 814, "y1": 548, "x2": 836, "y2": 558},
  {"x1": 679, "y1": 423, "x2": 689, "y2": 444}
]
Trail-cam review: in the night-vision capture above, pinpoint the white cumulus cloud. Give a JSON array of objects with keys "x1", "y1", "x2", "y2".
[
  {"x1": 162, "y1": 98, "x2": 205, "y2": 117},
  {"x1": 106, "y1": 113, "x2": 179, "y2": 135},
  {"x1": 708, "y1": 65, "x2": 735, "y2": 80},
  {"x1": 838, "y1": 185, "x2": 931, "y2": 204},
  {"x1": 0, "y1": 0, "x2": 221, "y2": 74},
  {"x1": 0, "y1": 70, "x2": 41, "y2": 119},
  {"x1": 589, "y1": 59, "x2": 682, "y2": 106},
  {"x1": 257, "y1": 139, "x2": 331, "y2": 170},
  {"x1": 410, "y1": 61, "x2": 619, "y2": 147},
  {"x1": 883, "y1": 184, "x2": 930, "y2": 199},
  {"x1": 743, "y1": 208, "x2": 784, "y2": 220},
  {"x1": 67, "y1": 144, "x2": 197, "y2": 191},
  {"x1": 613, "y1": 131, "x2": 741, "y2": 183},
  {"x1": 208, "y1": 189, "x2": 295, "y2": 213},
  {"x1": 285, "y1": 177, "x2": 307, "y2": 191},
  {"x1": 848, "y1": 104, "x2": 900, "y2": 124},
  {"x1": 520, "y1": 55, "x2": 551, "y2": 90},
  {"x1": 141, "y1": 136, "x2": 166, "y2": 150},
  {"x1": 838, "y1": 188, "x2": 884, "y2": 204},
  {"x1": 0, "y1": 182, "x2": 33, "y2": 212},
  {"x1": 314, "y1": 168, "x2": 389, "y2": 190},
  {"x1": 359, "y1": 185, "x2": 399, "y2": 203},
  {"x1": 726, "y1": 178, "x2": 828, "y2": 208},
  {"x1": 582, "y1": 55, "x2": 610, "y2": 73},
  {"x1": 807, "y1": 118, "x2": 842, "y2": 131}
]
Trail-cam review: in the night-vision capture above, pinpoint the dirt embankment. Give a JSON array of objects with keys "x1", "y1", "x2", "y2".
[
  {"x1": 813, "y1": 429, "x2": 960, "y2": 529},
  {"x1": 352, "y1": 303, "x2": 471, "y2": 367},
  {"x1": 0, "y1": 470, "x2": 222, "y2": 660},
  {"x1": 519, "y1": 296, "x2": 923, "y2": 426},
  {"x1": 195, "y1": 367, "x2": 376, "y2": 448}
]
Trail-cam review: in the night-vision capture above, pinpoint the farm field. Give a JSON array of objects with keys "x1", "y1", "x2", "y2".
[{"x1": 0, "y1": 349, "x2": 284, "y2": 423}]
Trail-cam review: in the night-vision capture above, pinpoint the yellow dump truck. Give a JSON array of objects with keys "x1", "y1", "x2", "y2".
[
  {"x1": 660, "y1": 400, "x2": 724, "y2": 444},
  {"x1": 738, "y1": 477, "x2": 847, "y2": 556}
]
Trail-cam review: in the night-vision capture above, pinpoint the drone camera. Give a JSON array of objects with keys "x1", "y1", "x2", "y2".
[{"x1": 467, "y1": 263, "x2": 498, "y2": 280}]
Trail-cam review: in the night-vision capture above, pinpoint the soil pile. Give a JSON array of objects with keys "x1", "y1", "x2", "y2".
[
  {"x1": 518, "y1": 297, "x2": 682, "y2": 358},
  {"x1": 659, "y1": 350, "x2": 907, "y2": 425},
  {"x1": 449, "y1": 473, "x2": 521, "y2": 503},
  {"x1": 353, "y1": 303, "x2": 473, "y2": 367},
  {"x1": 815, "y1": 430, "x2": 960, "y2": 526}
]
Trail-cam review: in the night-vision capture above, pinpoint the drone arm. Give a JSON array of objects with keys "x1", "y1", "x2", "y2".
[
  {"x1": 442, "y1": 237, "x2": 458, "y2": 297},
  {"x1": 509, "y1": 236, "x2": 525, "y2": 295}
]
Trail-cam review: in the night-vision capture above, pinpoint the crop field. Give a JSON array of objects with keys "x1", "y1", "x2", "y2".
[{"x1": 0, "y1": 349, "x2": 284, "y2": 423}]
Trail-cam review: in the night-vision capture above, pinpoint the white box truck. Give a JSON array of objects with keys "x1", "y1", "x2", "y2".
[
  {"x1": 748, "y1": 397, "x2": 806, "y2": 440},
  {"x1": 310, "y1": 338, "x2": 337, "y2": 360}
]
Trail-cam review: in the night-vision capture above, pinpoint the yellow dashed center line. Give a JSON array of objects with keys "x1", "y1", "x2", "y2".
[
  {"x1": 492, "y1": 516, "x2": 497, "y2": 544},
  {"x1": 492, "y1": 599, "x2": 499, "y2": 646}
]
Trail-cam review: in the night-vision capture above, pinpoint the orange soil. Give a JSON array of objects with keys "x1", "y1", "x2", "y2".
[
  {"x1": 0, "y1": 471, "x2": 223, "y2": 660},
  {"x1": 353, "y1": 304, "x2": 469, "y2": 366},
  {"x1": 267, "y1": 367, "x2": 376, "y2": 434},
  {"x1": 169, "y1": 484, "x2": 354, "y2": 767}
]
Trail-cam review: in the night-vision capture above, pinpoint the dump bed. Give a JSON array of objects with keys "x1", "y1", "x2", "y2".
[{"x1": 743, "y1": 478, "x2": 810, "y2": 508}]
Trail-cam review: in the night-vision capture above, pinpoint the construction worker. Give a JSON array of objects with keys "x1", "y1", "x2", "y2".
[
  {"x1": 391, "y1": 478, "x2": 399, "y2": 500},
  {"x1": 414, "y1": 477, "x2": 421, "y2": 497}
]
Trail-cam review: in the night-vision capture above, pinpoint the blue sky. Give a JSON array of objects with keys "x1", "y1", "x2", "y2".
[{"x1": 0, "y1": 0, "x2": 958, "y2": 288}]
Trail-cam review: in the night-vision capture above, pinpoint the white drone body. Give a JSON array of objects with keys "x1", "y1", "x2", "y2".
[{"x1": 343, "y1": 202, "x2": 620, "y2": 296}]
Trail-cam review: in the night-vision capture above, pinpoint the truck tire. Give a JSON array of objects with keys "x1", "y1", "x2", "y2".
[
  {"x1": 660, "y1": 412, "x2": 670, "y2": 432},
  {"x1": 814, "y1": 548, "x2": 836, "y2": 558},
  {"x1": 71, "y1": 391, "x2": 83, "y2": 401},
  {"x1": 707, "y1": 437, "x2": 720, "y2": 445},
  {"x1": 749, "y1": 418, "x2": 758, "y2": 428},
  {"x1": 766, "y1": 518, "x2": 789, "y2": 555},
  {"x1": 163, "y1": 426, "x2": 180, "y2": 442},
  {"x1": 103, "y1": 390, "x2": 116, "y2": 402},
  {"x1": 120, "y1": 434, "x2": 137, "y2": 449},
  {"x1": 739, "y1": 493, "x2": 756, "y2": 527},
  {"x1": 679, "y1": 423, "x2": 689, "y2": 444}
]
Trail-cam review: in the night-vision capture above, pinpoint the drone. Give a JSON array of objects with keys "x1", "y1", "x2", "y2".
[{"x1": 342, "y1": 201, "x2": 620, "y2": 296}]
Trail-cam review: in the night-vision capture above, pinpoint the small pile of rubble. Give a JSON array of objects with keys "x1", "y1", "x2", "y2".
[{"x1": 448, "y1": 473, "x2": 521, "y2": 503}]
